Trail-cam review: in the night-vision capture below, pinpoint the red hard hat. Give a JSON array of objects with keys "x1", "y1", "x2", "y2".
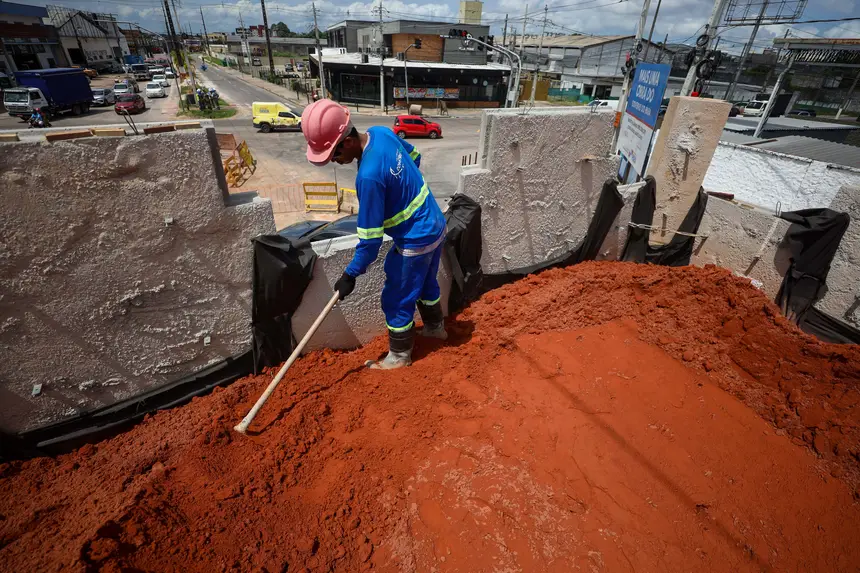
[{"x1": 301, "y1": 99, "x2": 351, "y2": 166}]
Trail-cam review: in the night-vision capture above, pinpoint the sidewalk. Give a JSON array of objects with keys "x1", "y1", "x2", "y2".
[{"x1": 205, "y1": 63, "x2": 490, "y2": 119}]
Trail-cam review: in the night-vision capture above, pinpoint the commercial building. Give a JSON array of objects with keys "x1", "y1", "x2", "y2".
[
  {"x1": 326, "y1": 20, "x2": 376, "y2": 53},
  {"x1": 312, "y1": 20, "x2": 510, "y2": 108},
  {"x1": 0, "y1": 1, "x2": 68, "y2": 73},
  {"x1": 458, "y1": 0, "x2": 483, "y2": 25},
  {"x1": 225, "y1": 35, "x2": 324, "y2": 59},
  {"x1": 45, "y1": 5, "x2": 129, "y2": 71}
]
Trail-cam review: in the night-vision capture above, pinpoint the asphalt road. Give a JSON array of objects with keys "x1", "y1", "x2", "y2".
[
  {"x1": 196, "y1": 64, "x2": 483, "y2": 200},
  {"x1": 0, "y1": 73, "x2": 180, "y2": 130}
]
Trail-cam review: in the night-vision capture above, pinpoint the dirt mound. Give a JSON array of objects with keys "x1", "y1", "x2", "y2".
[{"x1": 2, "y1": 262, "x2": 860, "y2": 572}]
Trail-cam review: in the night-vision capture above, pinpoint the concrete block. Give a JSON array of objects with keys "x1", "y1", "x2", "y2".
[
  {"x1": 647, "y1": 96, "x2": 731, "y2": 245},
  {"x1": 143, "y1": 125, "x2": 177, "y2": 135},
  {"x1": 45, "y1": 130, "x2": 93, "y2": 142},
  {"x1": 175, "y1": 122, "x2": 203, "y2": 130},
  {"x1": 0, "y1": 133, "x2": 20, "y2": 142},
  {"x1": 0, "y1": 130, "x2": 275, "y2": 433},
  {"x1": 816, "y1": 185, "x2": 860, "y2": 328},
  {"x1": 91, "y1": 128, "x2": 126, "y2": 137},
  {"x1": 703, "y1": 142, "x2": 860, "y2": 212},
  {"x1": 690, "y1": 196, "x2": 791, "y2": 299},
  {"x1": 459, "y1": 108, "x2": 619, "y2": 274},
  {"x1": 292, "y1": 236, "x2": 452, "y2": 352}
]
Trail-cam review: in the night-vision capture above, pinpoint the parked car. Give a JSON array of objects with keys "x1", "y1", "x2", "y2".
[
  {"x1": 152, "y1": 73, "x2": 170, "y2": 87},
  {"x1": 115, "y1": 93, "x2": 146, "y2": 114},
  {"x1": 113, "y1": 79, "x2": 139, "y2": 95},
  {"x1": 742, "y1": 101, "x2": 765, "y2": 117},
  {"x1": 145, "y1": 82, "x2": 166, "y2": 98},
  {"x1": 588, "y1": 99, "x2": 620, "y2": 111},
  {"x1": 278, "y1": 215, "x2": 359, "y2": 241},
  {"x1": 76, "y1": 66, "x2": 98, "y2": 79},
  {"x1": 789, "y1": 109, "x2": 817, "y2": 117},
  {"x1": 91, "y1": 87, "x2": 115, "y2": 106},
  {"x1": 252, "y1": 57, "x2": 262, "y2": 66},
  {"x1": 165, "y1": 70, "x2": 176, "y2": 80},
  {"x1": 393, "y1": 115, "x2": 442, "y2": 139}
]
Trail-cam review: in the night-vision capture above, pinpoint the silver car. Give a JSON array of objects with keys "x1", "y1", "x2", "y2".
[{"x1": 91, "y1": 87, "x2": 115, "y2": 106}]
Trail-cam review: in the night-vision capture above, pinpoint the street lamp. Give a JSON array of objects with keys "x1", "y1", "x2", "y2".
[{"x1": 403, "y1": 38, "x2": 421, "y2": 108}]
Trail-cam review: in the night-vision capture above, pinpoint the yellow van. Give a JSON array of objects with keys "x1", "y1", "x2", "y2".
[{"x1": 252, "y1": 101, "x2": 301, "y2": 133}]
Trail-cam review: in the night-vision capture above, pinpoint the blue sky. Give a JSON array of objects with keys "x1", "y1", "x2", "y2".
[{"x1": 16, "y1": 0, "x2": 860, "y2": 55}]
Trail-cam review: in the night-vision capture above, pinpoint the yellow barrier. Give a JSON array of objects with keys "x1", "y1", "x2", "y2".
[
  {"x1": 237, "y1": 141, "x2": 256, "y2": 173},
  {"x1": 303, "y1": 182, "x2": 341, "y2": 213},
  {"x1": 223, "y1": 155, "x2": 243, "y2": 187}
]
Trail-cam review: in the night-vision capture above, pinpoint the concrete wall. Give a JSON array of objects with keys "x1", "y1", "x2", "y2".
[
  {"x1": 816, "y1": 185, "x2": 860, "y2": 328},
  {"x1": 703, "y1": 142, "x2": 860, "y2": 213},
  {"x1": 0, "y1": 129, "x2": 275, "y2": 433},
  {"x1": 291, "y1": 236, "x2": 452, "y2": 351},
  {"x1": 458, "y1": 108, "x2": 619, "y2": 274}
]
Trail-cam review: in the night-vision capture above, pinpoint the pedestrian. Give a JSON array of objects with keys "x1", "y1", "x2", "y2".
[{"x1": 301, "y1": 99, "x2": 447, "y2": 369}]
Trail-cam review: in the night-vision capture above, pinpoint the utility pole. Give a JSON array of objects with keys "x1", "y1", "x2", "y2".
[
  {"x1": 657, "y1": 32, "x2": 668, "y2": 62},
  {"x1": 642, "y1": 0, "x2": 662, "y2": 62},
  {"x1": 162, "y1": 0, "x2": 180, "y2": 66},
  {"x1": 835, "y1": 72, "x2": 860, "y2": 120},
  {"x1": 681, "y1": 0, "x2": 729, "y2": 95},
  {"x1": 260, "y1": 0, "x2": 275, "y2": 78},
  {"x1": 762, "y1": 28, "x2": 789, "y2": 93},
  {"x1": 502, "y1": 14, "x2": 508, "y2": 52},
  {"x1": 518, "y1": 4, "x2": 527, "y2": 105},
  {"x1": 200, "y1": 6, "x2": 211, "y2": 56},
  {"x1": 170, "y1": 0, "x2": 196, "y2": 93},
  {"x1": 611, "y1": 0, "x2": 652, "y2": 152},
  {"x1": 754, "y1": 53, "x2": 794, "y2": 138},
  {"x1": 238, "y1": 11, "x2": 250, "y2": 72},
  {"x1": 725, "y1": 0, "x2": 767, "y2": 102},
  {"x1": 529, "y1": 5, "x2": 547, "y2": 104},
  {"x1": 312, "y1": 2, "x2": 326, "y2": 98},
  {"x1": 378, "y1": 0, "x2": 385, "y2": 111}
]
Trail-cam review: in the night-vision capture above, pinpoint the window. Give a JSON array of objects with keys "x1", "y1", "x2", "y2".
[
  {"x1": 278, "y1": 111, "x2": 294, "y2": 118},
  {"x1": 394, "y1": 118, "x2": 400, "y2": 125}
]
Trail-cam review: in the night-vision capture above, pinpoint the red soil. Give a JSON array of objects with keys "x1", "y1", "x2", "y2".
[{"x1": 2, "y1": 262, "x2": 860, "y2": 572}]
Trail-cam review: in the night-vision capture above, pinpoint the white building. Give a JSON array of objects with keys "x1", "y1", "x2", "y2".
[{"x1": 46, "y1": 5, "x2": 129, "y2": 71}]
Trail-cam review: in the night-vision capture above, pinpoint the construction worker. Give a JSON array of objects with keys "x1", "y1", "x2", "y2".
[{"x1": 301, "y1": 99, "x2": 447, "y2": 369}]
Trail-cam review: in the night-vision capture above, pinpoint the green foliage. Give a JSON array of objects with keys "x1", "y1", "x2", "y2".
[{"x1": 272, "y1": 22, "x2": 290, "y2": 36}]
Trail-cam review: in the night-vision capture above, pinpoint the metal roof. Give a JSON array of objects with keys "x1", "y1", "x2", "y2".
[
  {"x1": 514, "y1": 34, "x2": 636, "y2": 49},
  {"x1": 724, "y1": 116, "x2": 860, "y2": 132},
  {"x1": 719, "y1": 131, "x2": 766, "y2": 145},
  {"x1": 751, "y1": 135, "x2": 860, "y2": 169}
]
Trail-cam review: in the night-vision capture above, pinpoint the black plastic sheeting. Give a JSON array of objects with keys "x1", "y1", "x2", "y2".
[
  {"x1": 444, "y1": 194, "x2": 484, "y2": 314},
  {"x1": 621, "y1": 176, "x2": 709, "y2": 267},
  {"x1": 774, "y1": 208, "x2": 859, "y2": 344},
  {"x1": 251, "y1": 235, "x2": 318, "y2": 373},
  {"x1": 2, "y1": 350, "x2": 253, "y2": 460},
  {"x1": 445, "y1": 179, "x2": 624, "y2": 308}
]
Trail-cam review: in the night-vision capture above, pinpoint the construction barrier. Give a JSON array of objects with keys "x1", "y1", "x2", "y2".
[
  {"x1": 237, "y1": 141, "x2": 256, "y2": 173},
  {"x1": 223, "y1": 155, "x2": 243, "y2": 187},
  {"x1": 217, "y1": 133, "x2": 256, "y2": 187},
  {"x1": 303, "y1": 182, "x2": 341, "y2": 213}
]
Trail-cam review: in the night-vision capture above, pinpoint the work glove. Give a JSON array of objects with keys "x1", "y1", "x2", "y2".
[{"x1": 334, "y1": 272, "x2": 356, "y2": 300}]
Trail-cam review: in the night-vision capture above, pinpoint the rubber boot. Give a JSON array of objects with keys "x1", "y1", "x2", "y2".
[
  {"x1": 417, "y1": 301, "x2": 448, "y2": 340},
  {"x1": 367, "y1": 327, "x2": 413, "y2": 369}
]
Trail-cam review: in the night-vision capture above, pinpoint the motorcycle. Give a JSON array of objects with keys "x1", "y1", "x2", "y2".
[{"x1": 27, "y1": 116, "x2": 52, "y2": 129}]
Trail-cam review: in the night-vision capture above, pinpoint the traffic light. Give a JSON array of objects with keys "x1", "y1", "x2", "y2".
[
  {"x1": 414, "y1": 38, "x2": 422, "y2": 49},
  {"x1": 487, "y1": 35, "x2": 494, "y2": 51},
  {"x1": 448, "y1": 28, "x2": 469, "y2": 38},
  {"x1": 477, "y1": 36, "x2": 484, "y2": 51}
]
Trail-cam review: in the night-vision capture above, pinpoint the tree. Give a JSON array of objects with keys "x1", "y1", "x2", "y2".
[{"x1": 272, "y1": 21, "x2": 290, "y2": 37}]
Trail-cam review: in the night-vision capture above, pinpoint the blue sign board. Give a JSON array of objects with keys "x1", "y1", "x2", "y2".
[{"x1": 625, "y1": 63, "x2": 671, "y2": 129}]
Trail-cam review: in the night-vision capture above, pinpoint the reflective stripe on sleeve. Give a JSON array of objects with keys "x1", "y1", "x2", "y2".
[
  {"x1": 356, "y1": 227, "x2": 384, "y2": 240},
  {"x1": 418, "y1": 297, "x2": 441, "y2": 306},
  {"x1": 383, "y1": 182, "x2": 429, "y2": 229},
  {"x1": 409, "y1": 149, "x2": 420, "y2": 162}
]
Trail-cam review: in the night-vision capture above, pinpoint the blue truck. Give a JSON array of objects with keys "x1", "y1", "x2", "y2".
[{"x1": 3, "y1": 68, "x2": 92, "y2": 120}]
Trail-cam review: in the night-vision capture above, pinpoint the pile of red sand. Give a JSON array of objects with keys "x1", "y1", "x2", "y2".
[{"x1": 2, "y1": 262, "x2": 860, "y2": 572}]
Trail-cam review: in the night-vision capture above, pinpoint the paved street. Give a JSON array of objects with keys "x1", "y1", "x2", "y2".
[
  {"x1": 196, "y1": 64, "x2": 483, "y2": 204},
  {"x1": 0, "y1": 74, "x2": 180, "y2": 130}
]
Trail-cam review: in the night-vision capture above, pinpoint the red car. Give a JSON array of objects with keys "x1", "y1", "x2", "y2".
[
  {"x1": 393, "y1": 115, "x2": 442, "y2": 139},
  {"x1": 115, "y1": 93, "x2": 146, "y2": 115}
]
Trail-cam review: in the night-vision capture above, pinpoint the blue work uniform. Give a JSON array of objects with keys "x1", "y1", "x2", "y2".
[{"x1": 345, "y1": 126, "x2": 446, "y2": 333}]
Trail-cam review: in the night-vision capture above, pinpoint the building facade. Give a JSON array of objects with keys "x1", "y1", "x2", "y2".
[
  {"x1": 326, "y1": 20, "x2": 375, "y2": 53},
  {"x1": 0, "y1": 1, "x2": 68, "y2": 74},
  {"x1": 46, "y1": 5, "x2": 129, "y2": 71},
  {"x1": 458, "y1": 0, "x2": 483, "y2": 25}
]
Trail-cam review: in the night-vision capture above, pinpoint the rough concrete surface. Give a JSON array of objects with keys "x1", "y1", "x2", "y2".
[
  {"x1": 690, "y1": 197, "x2": 791, "y2": 299},
  {"x1": 647, "y1": 96, "x2": 730, "y2": 245},
  {"x1": 816, "y1": 185, "x2": 860, "y2": 328},
  {"x1": 459, "y1": 108, "x2": 619, "y2": 274},
  {"x1": 0, "y1": 130, "x2": 275, "y2": 433},
  {"x1": 703, "y1": 142, "x2": 860, "y2": 212},
  {"x1": 291, "y1": 236, "x2": 452, "y2": 352}
]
